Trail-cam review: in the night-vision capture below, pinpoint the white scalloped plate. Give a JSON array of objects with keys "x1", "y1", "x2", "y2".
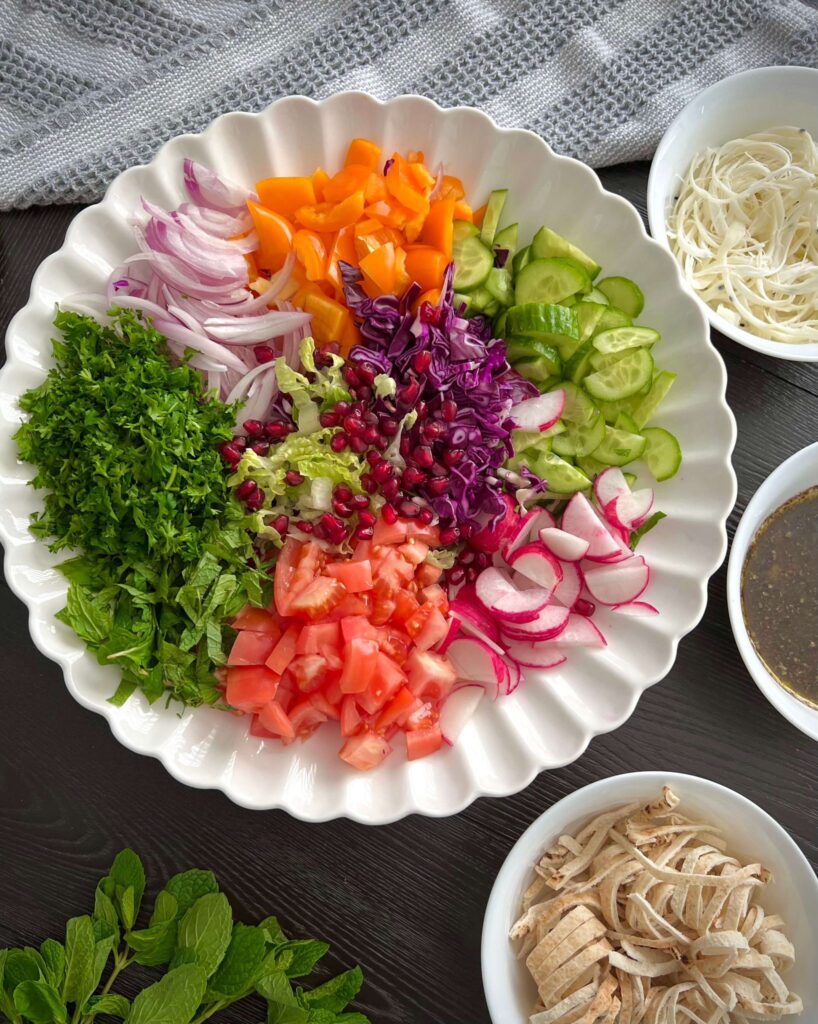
[{"x1": 1, "y1": 94, "x2": 736, "y2": 822}]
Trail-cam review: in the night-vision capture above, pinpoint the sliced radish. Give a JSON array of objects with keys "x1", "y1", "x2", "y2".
[
  {"x1": 499, "y1": 604, "x2": 570, "y2": 642},
  {"x1": 470, "y1": 493, "x2": 520, "y2": 554},
  {"x1": 539, "y1": 527, "x2": 590, "y2": 562},
  {"x1": 505, "y1": 658, "x2": 522, "y2": 695},
  {"x1": 440, "y1": 684, "x2": 485, "y2": 745},
  {"x1": 611, "y1": 488, "x2": 655, "y2": 530},
  {"x1": 445, "y1": 636, "x2": 510, "y2": 696},
  {"x1": 504, "y1": 640, "x2": 567, "y2": 669},
  {"x1": 507, "y1": 543, "x2": 563, "y2": 593},
  {"x1": 594, "y1": 466, "x2": 629, "y2": 509},
  {"x1": 598, "y1": 513, "x2": 633, "y2": 559},
  {"x1": 584, "y1": 555, "x2": 650, "y2": 605},
  {"x1": 503, "y1": 507, "x2": 556, "y2": 560},
  {"x1": 557, "y1": 613, "x2": 607, "y2": 647},
  {"x1": 475, "y1": 567, "x2": 551, "y2": 623},
  {"x1": 510, "y1": 389, "x2": 565, "y2": 432},
  {"x1": 561, "y1": 492, "x2": 624, "y2": 562},
  {"x1": 450, "y1": 589, "x2": 501, "y2": 644},
  {"x1": 552, "y1": 560, "x2": 582, "y2": 609},
  {"x1": 437, "y1": 616, "x2": 461, "y2": 654},
  {"x1": 611, "y1": 600, "x2": 659, "y2": 616}
]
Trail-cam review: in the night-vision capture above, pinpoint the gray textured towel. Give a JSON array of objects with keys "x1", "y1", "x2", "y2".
[{"x1": 1, "y1": 0, "x2": 817, "y2": 210}]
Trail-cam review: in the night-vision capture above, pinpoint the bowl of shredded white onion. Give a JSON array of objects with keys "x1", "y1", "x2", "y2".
[{"x1": 647, "y1": 66, "x2": 818, "y2": 361}]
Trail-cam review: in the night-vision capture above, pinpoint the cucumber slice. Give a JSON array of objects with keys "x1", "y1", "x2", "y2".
[
  {"x1": 483, "y1": 298, "x2": 500, "y2": 317},
  {"x1": 589, "y1": 349, "x2": 632, "y2": 372},
  {"x1": 576, "y1": 454, "x2": 609, "y2": 478},
  {"x1": 531, "y1": 450, "x2": 592, "y2": 494},
  {"x1": 642, "y1": 427, "x2": 682, "y2": 481},
  {"x1": 594, "y1": 306, "x2": 632, "y2": 334},
  {"x1": 592, "y1": 426, "x2": 647, "y2": 467},
  {"x1": 592, "y1": 325, "x2": 660, "y2": 355},
  {"x1": 511, "y1": 356, "x2": 556, "y2": 384},
  {"x1": 564, "y1": 340, "x2": 595, "y2": 384},
  {"x1": 512, "y1": 424, "x2": 565, "y2": 456},
  {"x1": 485, "y1": 266, "x2": 513, "y2": 305},
  {"x1": 574, "y1": 301, "x2": 606, "y2": 341},
  {"x1": 624, "y1": 472, "x2": 637, "y2": 488},
  {"x1": 596, "y1": 276, "x2": 645, "y2": 318},
  {"x1": 515, "y1": 257, "x2": 592, "y2": 305},
  {"x1": 479, "y1": 189, "x2": 508, "y2": 248},
  {"x1": 512, "y1": 245, "x2": 531, "y2": 275},
  {"x1": 494, "y1": 310, "x2": 508, "y2": 338},
  {"x1": 583, "y1": 348, "x2": 654, "y2": 401},
  {"x1": 507, "y1": 303, "x2": 579, "y2": 341},
  {"x1": 453, "y1": 219, "x2": 479, "y2": 242},
  {"x1": 452, "y1": 235, "x2": 494, "y2": 291},
  {"x1": 453, "y1": 292, "x2": 473, "y2": 315},
  {"x1": 506, "y1": 339, "x2": 562, "y2": 378},
  {"x1": 561, "y1": 295, "x2": 578, "y2": 307},
  {"x1": 552, "y1": 409, "x2": 606, "y2": 458},
  {"x1": 595, "y1": 395, "x2": 637, "y2": 424},
  {"x1": 467, "y1": 285, "x2": 493, "y2": 312},
  {"x1": 493, "y1": 223, "x2": 519, "y2": 259},
  {"x1": 614, "y1": 411, "x2": 640, "y2": 434},
  {"x1": 556, "y1": 380, "x2": 599, "y2": 424},
  {"x1": 530, "y1": 226, "x2": 601, "y2": 279},
  {"x1": 631, "y1": 370, "x2": 677, "y2": 429},
  {"x1": 586, "y1": 286, "x2": 610, "y2": 305}
]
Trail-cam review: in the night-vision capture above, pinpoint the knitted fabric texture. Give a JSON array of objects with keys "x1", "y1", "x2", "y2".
[{"x1": 1, "y1": 0, "x2": 817, "y2": 209}]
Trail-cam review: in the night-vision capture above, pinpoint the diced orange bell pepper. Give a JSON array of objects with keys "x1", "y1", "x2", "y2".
[
  {"x1": 420, "y1": 195, "x2": 455, "y2": 260},
  {"x1": 294, "y1": 191, "x2": 366, "y2": 232},
  {"x1": 364, "y1": 199, "x2": 412, "y2": 230},
  {"x1": 408, "y1": 161, "x2": 436, "y2": 192},
  {"x1": 311, "y1": 168, "x2": 330, "y2": 202},
  {"x1": 404, "y1": 210, "x2": 427, "y2": 244},
  {"x1": 473, "y1": 202, "x2": 488, "y2": 228},
  {"x1": 247, "y1": 200, "x2": 294, "y2": 272},
  {"x1": 256, "y1": 176, "x2": 316, "y2": 218},
  {"x1": 438, "y1": 174, "x2": 465, "y2": 201},
  {"x1": 385, "y1": 155, "x2": 429, "y2": 216},
  {"x1": 405, "y1": 246, "x2": 447, "y2": 292},
  {"x1": 364, "y1": 172, "x2": 388, "y2": 203},
  {"x1": 406, "y1": 150, "x2": 425, "y2": 164},
  {"x1": 353, "y1": 218, "x2": 384, "y2": 238},
  {"x1": 303, "y1": 291, "x2": 351, "y2": 346},
  {"x1": 293, "y1": 230, "x2": 327, "y2": 281},
  {"x1": 411, "y1": 287, "x2": 442, "y2": 314},
  {"x1": 359, "y1": 242, "x2": 396, "y2": 297},
  {"x1": 394, "y1": 247, "x2": 410, "y2": 295},
  {"x1": 323, "y1": 164, "x2": 371, "y2": 204},
  {"x1": 453, "y1": 200, "x2": 473, "y2": 222},
  {"x1": 345, "y1": 138, "x2": 382, "y2": 171},
  {"x1": 326, "y1": 225, "x2": 357, "y2": 298}
]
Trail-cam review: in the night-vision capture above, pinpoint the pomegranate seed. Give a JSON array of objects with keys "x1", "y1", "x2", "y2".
[
  {"x1": 334, "y1": 400, "x2": 351, "y2": 417},
  {"x1": 380, "y1": 417, "x2": 399, "y2": 436},
  {"x1": 430, "y1": 462, "x2": 448, "y2": 477},
  {"x1": 399, "y1": 436, "x2": 412, "y2": 458},
  {"x1": 232, "y1": 436, "x2": 247, "y2": 451},
  {"x1": 399, "y1": 500, "x2": 419, "y2": 518},
  {"x1": 457, "y1": 549, "x2": 475, "y2": 566},
  {"x1": 342, "y1": 366, "x2": 360, "y2": 387},
  {"x1": 413, "y1": 445, "x2": 434, "y2": 468},
  {"x1": 219, "y1": 442, "x2": 241, "y2": 464},
  {"x1": 413, "y1": 350, "x2": 432, "y2": 374},
  {"x1": 361, "y1": 473, "x2": 378, "y2": 494},
  {"x1": 243, "y1": 419, "x2": 264, "y2": 438},
  {"x1": 419, "y1": 301, "x2": 443, "y2": 326},
  {"x1": 349, "y1": 436, "x2": 367, "y2": 453},
  {"x1": 397, "y1": 380, "x2": 419, "y2": 406},
  {"x1": 443, "y1": 448, "x2": 465, "y2": 468},
  {"x1": 352, "y1": 400, "x2": 367, "y2": 417},
  {"x1": 344, "y1": 415, "x2": 364, "y2": 436},
  {"x1": 381, "y1": 503, "x2": 398, "y2": 524},
  {"x1": 464, "y1": 566, "x2": 478, "y2": 584},
  {"x1": 418, "y1": 508, "x2": 434, "y2": 525},
  {"x1": 448, "y1": 567, "x2": 465, "y2": 586},
  {"x1": 362, "y1": 425, "x2": 380, "y2": 445},
  {"x1": 285, "y1": 470, "x2": 304, "y2": 486},
  {"x1": 425, "y1": 476, "x2": 449, "y2": 497},
  {"x1": 357, "y1": 510, "x2": 376, "y2": 528},
  {"x1": 382, "y1": 477, "x2": 400, "y2": 501},
  {"x1": 415, "y1": 400, "x2": 428, "y2": 420},
  {"x1": 273, "y1": 514, "x2": 289, "y2": 534},
  {"x1": 365, "y1": 449, "x2": 382, "y2": 466},
  {"x1": 574, "y1": 598, "x2": 596, "y2": 617},
  {"x1": 235, "y1": 479, "x2": 258, "y2": 500},
  {"x1": 354, "y1": 524, "x2": 374, "y2": 541},
  {"x1": 334, "y1": 484, "x2": 353, "y2": 502},
  {"x1": 441, "y1": 399, "x2": 458, "y2": 422},
  {"x1": 356, "y1": 385, "x2": 373, "y2": 402},
  {"x1": 422, "y1": 420, "x2": 445, "y2": 441},
  {"x1": 372, "y1": 461, "x2": 393, "y2": 483},
  {"x1": 459, "y1": 521, "x2": 477, "y2": 540},
  {"x1": 402, "y1": 466, "x2": 426, "y2": 489},
  {"x1": 363, "y1": 410, "x2": 379, "y2": 426},
  {"x1": 246, "y1": 490, "x2": 264, "y2": 512},
  {"x1": 350, "y1": 494, "x2": 370, "y2": 510},
  {"x1": 321, "y1": 512, "x2": 344, "y2": 532},
  {"x1": 295, "y1": 520, "x2": 313, "y2": 534},
  {"x1": 439, "y1": 526, "x2": 460, "y2": 546},
  {"x1": 330, "y1": 433, "x2": 348, "y2": 452},
  {"x1": 319, "y1": 410, "x2": 339, "y2": 428},
  {"x1": 332, "y1": 500, "x2": 354, "y2": 519},
  {"x1": 251, "y1": 440, "x2": 270, "y2": 456},
  {"x1": 254, "y1": 345, "x2": 275, "y2": 364},
  {"x1": 265, "y1": 421, "x2": 287, "y2": 439},
  {"x1": 355, "y1": 364, "x2": 376, "y2": 385},
  {"x1": 375, "y1": 434, "x2": 389, "y2": 450}
]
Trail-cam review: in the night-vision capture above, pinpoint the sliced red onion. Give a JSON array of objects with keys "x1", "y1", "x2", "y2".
[
  {"x1": 226, "y1": 361, "x2": 278, "y2": 405},
  {"x1": 183, "y1": 159, "x2": 256, "y2": 212},
  {"x1": 152, "y1": 318, "x2": 248, "y2": 373},
  {"x1": 203, "y1": 309, "x2": 311, "y2": 343}
]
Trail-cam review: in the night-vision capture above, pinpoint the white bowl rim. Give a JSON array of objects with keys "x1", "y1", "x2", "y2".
[
  {"x1": 481, "y1": 769, "x2": 818, "y2": 1024},
  {"x1": 726, "y1": 441, "x2": 818, "y2": 742},
  {"x1": 1, "y1": 91, "x2": 737, "y2": 821},
  {"x1": 646, "y1": 65, "x2": 818, "y2": 363}
]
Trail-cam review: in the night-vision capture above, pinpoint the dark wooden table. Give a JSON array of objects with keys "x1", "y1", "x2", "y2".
[{"x1": 1, "y1": 164, "x2": 816, "y2": 1024}]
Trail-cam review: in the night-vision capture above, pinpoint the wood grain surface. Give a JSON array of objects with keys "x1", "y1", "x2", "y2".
[{"x1": 1, "y1": 163, "x2": 816, "y2": 1024}]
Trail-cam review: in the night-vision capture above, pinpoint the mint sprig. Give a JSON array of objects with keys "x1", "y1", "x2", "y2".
[{"x1": 0, "y1": 851, "x2": 369, "y2": 1024}]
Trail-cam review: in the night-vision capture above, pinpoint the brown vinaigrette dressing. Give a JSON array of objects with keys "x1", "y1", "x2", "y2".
[{"x1": 741, "y1": 485, "x2": 818, "y2": 709}]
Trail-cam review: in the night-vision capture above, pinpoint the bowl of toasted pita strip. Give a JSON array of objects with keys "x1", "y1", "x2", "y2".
[{"x1": 481, "y1": 772, "x2": 816, "y2": 1024}]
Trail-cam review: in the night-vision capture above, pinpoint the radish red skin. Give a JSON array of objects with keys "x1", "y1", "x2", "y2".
[
  {"x1": 475, "y1": 566, "x2": 552, "y2": 623},
  {"x1": 510, "y1": 389, "x2": 566, "y2": 432},
  {"x1": 584, "y1": 556, "x2": 650, "y2": 605},
  {"x1": 507, "y1": 542, "x2": 563, "y2": 593}
]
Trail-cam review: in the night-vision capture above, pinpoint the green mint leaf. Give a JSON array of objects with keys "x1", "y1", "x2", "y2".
[
  {"x1": 125, "y1": 963, "x2": 206, "y2": 1024},
  {"x1": 258, "y1": 916, "x2": 287, "y2": 946},
  {"x1": 3, "y1": 950, "x2": 41, "y2": 990},
  {"x1": 107, "y1": 850, "x2": 146, "y2": 929},
  {"x1": 82, "y1": 992, "x2": 131, "y2": 1019},
  {"x1": 55, "y1": 584, "x2": 113, "y2": 646},
  {"x1": 38, "y1": 941, "x2": 65, "y2": 994},
  {"x1": 206, "y1": 923, "x2": 267, "y2": 998},
  {"x1": 302, "y1": 967, "x2": 363, "y2": 1013},
  {"x1": 278, "y1": 941, "x2": 329, "y2": 979},
  {"x1": 92, "y1": 887, "x2": 120, "y2": 946},
  {"x1": 163, "y1": 870, "x2": 218, "y2": 918},
  {"x1": 61, "y1": 916, "x2": 95, "y2": 1006},
  {"x1": 108, "y1": 677, "x2": 138, "y2": 708},
  {"x1": 257, "y1": 969, "x2": 297, "y2": 1005},
  {"x1": 89, "y1": 936, "x2": 115, "y2": 1000},
  {"x1": 12, "y1": 980, "x2": 67, "y2": 1024},
  {"x1": 629, "y1": 510, "x2": 667, "y2": 549},
  {"x1": 267, "y1": 1006, "x2": 308, "y2": 1024},
  {"x1": 126, "y1": 890, "x2": 178, "y2": 967},
  {"x1": 304, "y1": 1010, "x2": 335, "y2": 1024},
  {"x1": 0, "y1": 949, "x2": 22, "y2": 1023},
  {"x1": 172, "y1": 893, "x2": 231, "y2": 978},
  {"x1": 334, "y1": 1013, "x2": 371, "y2": 1024}
]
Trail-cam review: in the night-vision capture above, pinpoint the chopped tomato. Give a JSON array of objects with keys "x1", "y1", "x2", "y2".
[
  {"x1": 290, "y1": 654, "x2": 327, "y2": 693},
  {"x1": 274, "y1": 537, "x2": 303, "y2": 616},
  {"x1": 340, "y1": 695, "x2": 363, "y2": 737},
  {"x1": 398, "y1": 540, "x2": 429, "y2": 565},
  {"x1": 375, "y1": 686, "x2": 418, "y2": 732},
  {"x1": 325, "y1": 559, "x2": 373, "y2": 593},
  {"x1": 249, "y1": 715, "x2": 277, "y2": 739},
  {"x1": 309, "y1": 689, "x2": 340, "y2": 721},
  {"x1": 412, "y1": 607, "x2": 449, "y2": 652},
  {"x1": 391, "y1": 589, "x2": 421, "y2": 624},
  {"x1": 231, "y1": 606, "x2": 280, "y2": 635},
  {"x1": 339, "y1": 637, "x2": 379, "y2": 693},
  {"x1": 414, "y1": 563, "x2": 443, "y2": 588},
  {"x1": 406, "y1": 723, "x2": 443, "y2": 760},
  {"x1": 289, "y1": 576, "x2": 347, "y2": 620},
  {"x1": 339, "y1": 730, "x2": 391, "y2": 771},
  {"x1": 226, "y1": 666, "x2": 280, "y2": 713},
  {"x1": 228, "y1": 630, "x2": 279, "y2": 667},
  {"x1": 340, "y1": 616, "x2": 378, "y2": 643},
  {"x1": 265, "y1": 623, "x2": 300, "y2": 675},
  {"x1": 372, "y1": 517, "x2": 408, "y2": 546},
  {"x1": 406, "y1": 649, "x2": 457, "y2": 702},
  {"x1": 296, "y1": 621, "x2": 341, "y2": 655},
  {"x1": 319, "y1": 643, "x2": 343, "y2": 671},
  {"x1": 404, "y1": 521, "x2": 441, "y2": 546}
]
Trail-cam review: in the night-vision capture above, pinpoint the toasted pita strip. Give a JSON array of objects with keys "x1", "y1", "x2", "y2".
[
  {"x1": 538, "y1": 940, "x2": 612, "y2": 1006},
  {"x1": 527, "y1": 906, "x2": 603, "y2": 977},
  {"x1": 529, "y1": 982, "x2": 597, "y2": 1024},
  {"x1": 609, "y1": 830, "x2": 767, "y2": 890},
  {"x1": 608, "y1": 949, "x2": 679, "y2": 978}
]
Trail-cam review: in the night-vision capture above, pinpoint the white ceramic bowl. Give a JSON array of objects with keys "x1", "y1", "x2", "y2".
[
  {"x1": 0, "y1": 93, "x2": 736, "y2": 822},
  {"x1": 482, "y1": 771, "x2": 817, "y2": 1023},
  {"x1": 647, "y1": 65, "x2": 818, "y2": 362},
  {"x1": 727, "y1": 442, "x2": 818, "y2": 742}
]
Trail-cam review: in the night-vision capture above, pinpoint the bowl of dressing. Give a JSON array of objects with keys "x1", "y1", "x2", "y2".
[
  {"x1": 727, "y1": 442, "x2": 818, "y2": 741},
  {"x1": 647, "y1": 65, "x2": 818, "y2": 361}
]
